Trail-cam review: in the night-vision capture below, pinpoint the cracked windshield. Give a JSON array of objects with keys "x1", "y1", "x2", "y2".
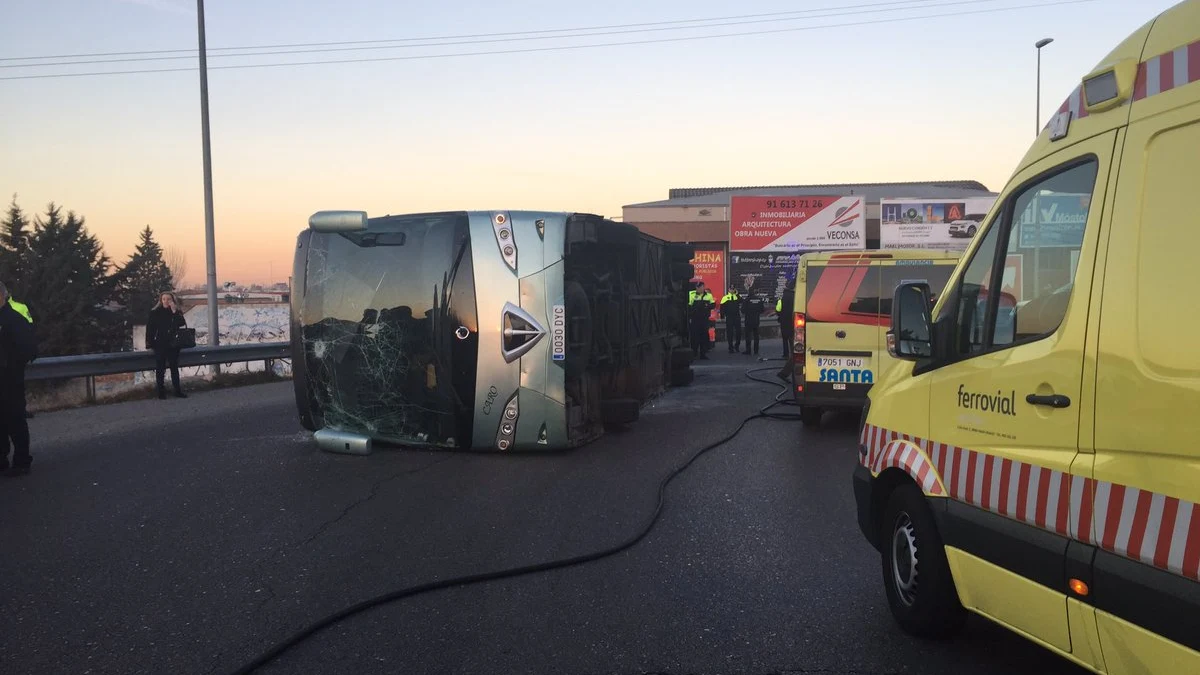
[{"x1": 1, "y1": 1, "x2": 1196, "y2": 675}]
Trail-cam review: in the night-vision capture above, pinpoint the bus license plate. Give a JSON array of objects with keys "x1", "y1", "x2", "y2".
[
  {"x1": 833, "y1": 383, "x2": 846, "y2": 390},
  {"x1": 551, "y1": 304, "x2": 566, "y2": 361}
]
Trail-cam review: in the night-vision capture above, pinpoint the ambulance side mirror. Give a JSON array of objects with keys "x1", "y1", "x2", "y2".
[{"x1": 888, "y1": 282, "x2": 933, "y2": 360}]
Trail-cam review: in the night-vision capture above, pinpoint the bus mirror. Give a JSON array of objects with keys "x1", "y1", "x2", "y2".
[
  {"x1": 891, "y1": 282, "x2": 933, "y2": 359},
  {"x1": 309, "y1": 210, "x2": 368, "y2": 232}
]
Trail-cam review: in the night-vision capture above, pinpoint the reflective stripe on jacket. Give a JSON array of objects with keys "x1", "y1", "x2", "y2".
[{"x1": 9, "y1": 300, "x2": 31, "y2": 323}]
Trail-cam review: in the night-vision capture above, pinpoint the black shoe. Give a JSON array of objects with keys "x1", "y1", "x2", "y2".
[
  {"x1": 174, "y1": 391, "x2": 188, "y2": 399},
  {"x1": 23, "y1": 411, "x2": 33, "y2": 419},
  {"x1": 5, "y1": 465, "x2": 30, "y2": 477},
  {"x1": 158, "y1": 391, "x2": 167, "y2": 400}
]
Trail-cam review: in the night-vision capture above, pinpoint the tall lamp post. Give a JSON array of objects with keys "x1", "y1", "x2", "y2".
[
  {"x1": 1036, "y1": 37, "x2": 1055, "y2": 135},
  {"x1": 197, "y1": 0, "x2": 220, "y2": 350}
]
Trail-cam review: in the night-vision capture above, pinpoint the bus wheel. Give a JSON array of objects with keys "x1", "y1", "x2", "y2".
[
  {"x1": 670, "y1": 367, "x2": 694, "y2": 387},
  {"x1": 880, "y1": 483, "x2": 966, "y2": 639},
  {"x1": 800, "y1": 406, "x2": 822, "y2": 428},
  {"x1": 670, "y1": 347, "x2": 695, "y2": 369},
  {"x1": 601, "y1": 398, "x2": 640, "y2": 425}
]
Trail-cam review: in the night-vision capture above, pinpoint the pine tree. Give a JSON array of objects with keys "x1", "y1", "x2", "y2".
[
  {"x1": 117, "y1": 225, "x2": 175, "y2": 320},
  {"x1": 24, "y1": 204, "x2": 122, "y2": 355},
  {"x1": 0, "y1": 194, "x2": 31, "y2": 295}
]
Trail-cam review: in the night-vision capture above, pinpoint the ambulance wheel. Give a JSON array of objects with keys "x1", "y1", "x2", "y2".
[
  {"x1": 800, "y1": 405, "x2": 822, "y2": 428},
  {"x1": 880, "y1": 482, "x2": 966, "y2": 639}
]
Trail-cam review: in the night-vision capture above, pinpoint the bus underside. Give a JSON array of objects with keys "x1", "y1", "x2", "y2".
[{"x1": 559, "y1": 216, "x2": 696, "y2": 447}]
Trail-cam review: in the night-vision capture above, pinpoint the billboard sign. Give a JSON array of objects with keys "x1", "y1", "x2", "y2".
[
  {"x1": 690, "y1": 246, "x2": 726, "y2": 342},
  {"x1": 728, "y1": 251, "x2": 801, "y2": 317},
  {"x1": 729, "y1": 196, "x2": 866, "y2": 252},
  {"x1": 689, "y1": 246, "x2": 726, "y2": 298},
  {"x1": 880, "y1": 197, "x2": 997, "y2": 249},
  {"x1": 1017, "y1": 193, "x2": 1090, "y2": 248}
]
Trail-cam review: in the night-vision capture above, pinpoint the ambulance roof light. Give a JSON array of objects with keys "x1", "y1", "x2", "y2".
[{"x1": 1082, "y1": 57, "x2": 1138, "y2": 114}]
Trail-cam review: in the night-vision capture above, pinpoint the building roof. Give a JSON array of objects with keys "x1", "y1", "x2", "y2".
[{"x1": 625, "y1": 180, "x2": 995, "y2": 208}]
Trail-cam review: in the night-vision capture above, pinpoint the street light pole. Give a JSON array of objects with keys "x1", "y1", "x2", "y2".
[
  {"x1": 1036, "y1": 37, "x2": 1055, "y2": 135},
  {"x1": 197, "y1": 0, "x2": 219, "y2": 348}
]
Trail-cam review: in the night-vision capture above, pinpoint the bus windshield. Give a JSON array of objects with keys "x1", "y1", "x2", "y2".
[{"x1": 299, "y1": 212, "x2": 478, "y2": 448}]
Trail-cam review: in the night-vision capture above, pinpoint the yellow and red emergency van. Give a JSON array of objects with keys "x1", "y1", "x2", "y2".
[
  {"x1": 853, "y1": 1, "x2": 1200, "y2": 673},
  {"x1": 790, "y1": 249, "x2": 962, "y2": 427}
]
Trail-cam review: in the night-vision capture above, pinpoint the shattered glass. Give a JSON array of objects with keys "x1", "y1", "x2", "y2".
[{"x1": 299, "y1": 213, "x2": 478, "y2": 448}]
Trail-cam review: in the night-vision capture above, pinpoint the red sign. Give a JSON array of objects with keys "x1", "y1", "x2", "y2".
[
  {"x1": 729, "y1": 196, "x2": 865, "y2": 252},
  {"x1": 690, "y1": 247, "x2": 726, "y2": 297},
  {"x1": 690, "y1": 246, "x2": 726, "y2": 342}
]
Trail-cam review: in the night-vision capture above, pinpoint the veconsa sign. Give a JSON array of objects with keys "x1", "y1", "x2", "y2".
[{"x1": 729, "y1": 196, "x2": 866, "y2": 252}]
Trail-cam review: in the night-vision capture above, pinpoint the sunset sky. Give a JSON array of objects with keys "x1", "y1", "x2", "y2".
[{"x1": 0, "y1": 0, "x2": 1178, "y2": 286}]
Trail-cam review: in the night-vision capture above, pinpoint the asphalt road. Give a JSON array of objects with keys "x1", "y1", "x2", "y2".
[{"x1": 0, "y1": 350, "x2": 1088, "y2": 675}]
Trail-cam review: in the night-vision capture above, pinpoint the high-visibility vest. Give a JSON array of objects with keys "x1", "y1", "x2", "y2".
[
  {"x1": 775, "y1": 298, "x2": 782, "y2": 313},
  {"x1": 9, "y1": 299, "x2": 31, "y2": 323},
  {"x1": 689, "y1": 290, "x2": 714, "y2": 306},
  {"x1": 721, "y1": 293, "x2": 740, "y2": 304}
]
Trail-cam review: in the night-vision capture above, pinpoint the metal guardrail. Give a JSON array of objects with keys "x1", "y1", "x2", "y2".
[{"x1": 26, "y1": 342, "x2": 291, "y2": 381}]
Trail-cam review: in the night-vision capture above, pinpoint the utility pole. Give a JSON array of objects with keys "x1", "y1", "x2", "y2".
[
  {"x1": 197, "y1": 0, "x2": 220, "y2": 351},
  {"x1": 1036, "y1": 38, "x2": 1054, "y2": 135}
]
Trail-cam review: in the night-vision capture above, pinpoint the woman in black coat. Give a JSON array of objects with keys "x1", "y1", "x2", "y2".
[{"x1": 146, "y1": 292, "x2": 188, "y2": 399}]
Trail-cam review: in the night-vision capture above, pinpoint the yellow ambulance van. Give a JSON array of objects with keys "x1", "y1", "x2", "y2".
[
  {"x1": 853, "y1": 2, "x2": 1200, "y2": 673},
  {"x1": 790, "y1": 250, "x2": 962, "y2": 427}
]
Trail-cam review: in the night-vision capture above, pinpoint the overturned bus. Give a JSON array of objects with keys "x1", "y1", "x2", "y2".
[{"x1": 290, "y1": 210, "x2": 697, "y2": 452}]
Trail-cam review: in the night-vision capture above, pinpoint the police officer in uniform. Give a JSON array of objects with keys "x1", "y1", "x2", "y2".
[
  {"x1": 8, "y1": 297, "x2": 34, "y2": 418},
  {"x1": 0, "y1": 282, "x2": 37, "y2": 476},
  {"x1": 776, "y1": 278, "x2": 797, "y2": 380},
  {"x1": 688, "y1": 282, "x2": 715, "y2": 360},
  {"x1": 719, "y1": 286, "x2": 742, "y2": 354},
  {"x1": 742, "y1": 294, "x2": 763, "y2": 356}
]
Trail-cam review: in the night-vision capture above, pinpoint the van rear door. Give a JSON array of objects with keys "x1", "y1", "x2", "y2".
[{"x1": 803, "y1": 257, "x2": 882, "y2": 389}]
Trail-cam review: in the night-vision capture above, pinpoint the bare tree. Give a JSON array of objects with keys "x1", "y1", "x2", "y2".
[{"x1": 165, "y1": 246, "x2": 188, "y2": 288}]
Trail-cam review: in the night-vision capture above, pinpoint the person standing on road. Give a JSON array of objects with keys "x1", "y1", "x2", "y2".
[
  {"x1": 742, "y1": 294, "x2": 763, "y2": 356},
  {"x1": 776, "y1": 278, "x2": 797, "y2": 379},
  {"x1": 719, "y1": 286, "x2": 742, "y2": 354},
  {"x1": 146, "y1": 291, "x2": 189, "y2": 400},
  {"x1": 0, "y1": 281, "x2": 38, "y2": 476},
  {"x1": 8, "y1": 296, "x2": 35, "y2": 419},
  {"x1": 688, "y1": 282, "x2": 714, "y2": 360}
]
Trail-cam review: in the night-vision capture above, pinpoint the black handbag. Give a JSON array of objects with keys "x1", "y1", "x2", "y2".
[{"x1": 172, "y1": 328, "x2": 197, "y2": 349}]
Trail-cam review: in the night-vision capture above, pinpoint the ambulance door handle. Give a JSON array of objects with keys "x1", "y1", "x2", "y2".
[{"x1": 1026, "y1": 394, "x2": 1071, "y2": 409}]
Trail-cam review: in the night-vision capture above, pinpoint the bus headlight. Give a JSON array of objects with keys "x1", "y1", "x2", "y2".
[
  {"x1": 492, "y1": 212, "x2": 518, "y2": 272},
  {"x1": 496, "y1": 392, "x2": 519, "y2": 450}
]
